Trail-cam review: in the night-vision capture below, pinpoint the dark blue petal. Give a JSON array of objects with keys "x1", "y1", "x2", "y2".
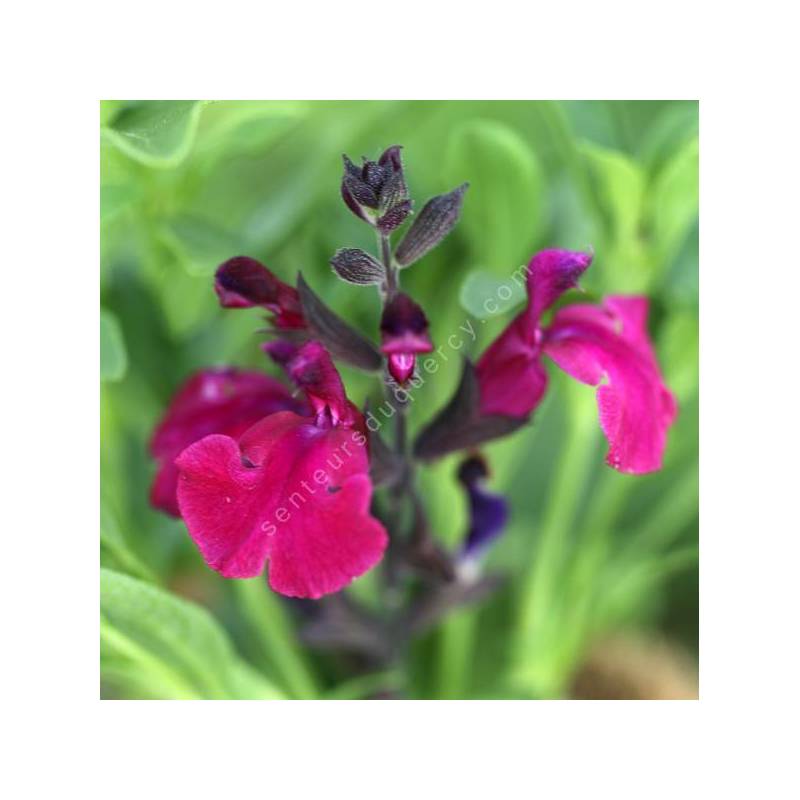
[{"x1": 458, "y1": 456, "x2": 509, "y2": 558}]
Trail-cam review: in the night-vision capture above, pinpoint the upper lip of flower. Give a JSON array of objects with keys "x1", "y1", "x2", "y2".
[
  {"x1": 379, "y1": 293, "x2": 433, "y2": 353},
  {"x1": 287, "y1": 341, "x2": 357, "y2": 428},
  {"x1": 380, "y1": 331, "x2": 434, "y2": 355}
]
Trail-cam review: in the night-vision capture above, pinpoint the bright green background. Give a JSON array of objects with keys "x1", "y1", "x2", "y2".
[{"x1": 100, "y1": 100, "x2": 698, "y2": 699}]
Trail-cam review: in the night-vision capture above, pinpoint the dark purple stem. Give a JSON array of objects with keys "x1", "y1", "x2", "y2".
[{"x1": 380, "y1": 233, "x2": 398, "y2": 299}]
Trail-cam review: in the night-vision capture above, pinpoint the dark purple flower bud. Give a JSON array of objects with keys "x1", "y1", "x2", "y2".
[
  {"x1": 341, "y1": 146, "x2": 410, "y2": 227},
  {"x1": 261, "y1": 339, "x2": 301, "y2": 367},
  {"x1": 342, "y1": 154, "x2": 362, "y2": 180},
  {"x1": 395, "y1": 183, "x2": 468, "y2": 268},
  {"x1": 341, "y1": 181, "x2": 369, "y2": 222},
  {"x1": 362, "y1": 160, "x2": 389, "y2": 190},
  {"x1": 378, "y1": 145, "x2": 403, "y2": 171},
  {"x1": 377, "y1": 199, "x2": 412, "y2": 234},
  {"x1": 379, "y1": 169, "x2": 409, "y2": 213},
  {"x1": 458, "y1": 455, "x2": 509, "y2": 559},
  {"x1": 341, "y1": 155, "x2": 379, "y2": 220},
  {"x1": 380, "y1": 293, "x2": 433, "y2": 384},
  {"x1": 344, "y1": 174, "x2": 378, "y2": 208},
  {"x1": 330, "y1": 248, "x2": 386, "y2": 285},
  {"x1": 215, "y1": 256, "x2": 305, "y2": 329},
  {"x1": 257, "y1": 328, "x2": 309, "y2": 376}
]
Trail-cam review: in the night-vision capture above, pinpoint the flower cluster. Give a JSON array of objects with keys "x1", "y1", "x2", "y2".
[{"x1": 149, "y1": 145, "x2": 676, "y2": 602}]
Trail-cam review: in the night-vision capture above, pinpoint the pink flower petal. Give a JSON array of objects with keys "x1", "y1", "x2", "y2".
[
  {"x1": 387, "y1": 352, "x2": 416, "y2": 384},
  {"x1": 287, "y1": 340, "x2": 357, "y2": 427},
  {"x1": 476, "y1": 313, "x2": 548, "y2": 417},
  {"x1": 267, "y1": 473, "x2": 386, "y2": 598},
  {"x1": 543, "y1": 297, "x2": 677, "y2": 473},
  {"x1": 524, "y1": 248, "x2": 593, "y2": 327},
  {"x1": 149, "y1": 369, "x2": 305, "y2": 516},
  {"x1": 476, "y1": 249, "x2": 592, "y2": 417},
  {"x1": 175, "y1": 411, "x2": 388, "y2": 598}
]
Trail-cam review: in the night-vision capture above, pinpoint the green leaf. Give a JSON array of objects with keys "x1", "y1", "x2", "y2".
[
  {"x1": 100, "y1": 506, "x2": 155, "y2": 582},
  {"x1": 191, "y1": 101, "x2": 309, "y2": 161},
  {"x1": 459, "y1": 269, "x2": 526, "y2": 319},
  {"x1": 99, "y1": 100, "x2": 125, "y2": 126},
  {"x1": 595, "y1": 546, "x2": 698, "y2": 631},
  {"x1": 228, "y1": 661, "x2": 293, "y2": 700},
  {"x1": 100, "y1": 568, "x2": 285, "y2": 700},
  {"x1": 445, "y1": 119, "x2": 545, "y2": 273},
  {"x1": 148, "y1": 261, "x2": 218, "y2": 338},
  {"x1": 102, "y1": 100, "x2": 205, "y2": 168},
  {"x1": 582, "y1": 143, "x2": 645, "y2": 237},
  {"x1": 100, "y1": 184, "x2": 138, "y2": 224},
  {"x1": 100, "y1": 309, "x2": 128, "y2": 382},
  {"x1": 581, "y1": 142, "x2": 650, "y2": 292},
  {"x1": 658, "y1": 311, "x2": 699, "y2": 403},
  {"x1": 646, "y1": 136, "x2": 699, "y2": 272},
  {"x1": 323, "y1": 671, "x2": 403, "y2": 700},
  {"x1": 232, "y1": 579, "x2": 319, "y2": 699},
  {"x1": 638, "y1": 101, "x2": 699, "y2": 176},
  {"x1": 159, "y1": 214, "x2": 243, "y2": 276}
]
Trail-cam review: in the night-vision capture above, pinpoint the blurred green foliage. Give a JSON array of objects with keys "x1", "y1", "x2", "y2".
[{"x1": 100, "y1": 100, "x2": 698, "y2": 699}]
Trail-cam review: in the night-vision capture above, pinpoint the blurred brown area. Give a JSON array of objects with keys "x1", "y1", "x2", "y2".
[{"x1": 570, "y1": 633, "x2": 698, "y2": 700}]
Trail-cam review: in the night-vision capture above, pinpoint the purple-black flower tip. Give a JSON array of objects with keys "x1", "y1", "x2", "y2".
[
  {"x1": 340, "y1": 146, "x2": 409, "y2": 226},
  {"x1": 215, "y1": 256, "x2": 305, "y2": 329}
]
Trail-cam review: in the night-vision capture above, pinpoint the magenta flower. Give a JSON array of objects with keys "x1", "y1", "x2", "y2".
[
  {"x1": 380, "y1": 292, "x2": 433, "y2": 384},
  {"x1": 149, "y1": 369, "x2": 306, "y2": 517},
  {"x1": 215, "y1": 256, "x2": 306, "y2": 330},
  {"x1": 215, "y1": 255, "x2": 310, "y2": 368},
  {"x1": 476, "y1": 249, "x2": 677, "y2": 474},
  {"x1": 174, "y1": 341, "x2": 388, "y2": 599}
]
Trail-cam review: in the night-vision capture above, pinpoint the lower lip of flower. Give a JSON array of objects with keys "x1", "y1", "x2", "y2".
[{"x1": 388, "y1": 353, "x2": 415, "y2": 384}]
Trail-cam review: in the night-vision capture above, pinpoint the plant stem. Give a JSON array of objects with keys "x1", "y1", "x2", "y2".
[
  {"x1": 379, "y1": 232, "x2": 398, "y2": 297},
  {"x1": 436, "y1": 609, "x2": 476, "y2": 699},
  {"x1": 375, "y1": 228, "x2": 412, "y2": 501}
]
